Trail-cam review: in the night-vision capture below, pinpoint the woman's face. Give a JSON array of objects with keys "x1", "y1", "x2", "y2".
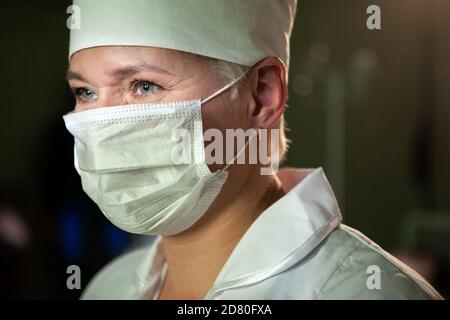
[
  {"x1": 67, "y1": 45, "x2": 252, "y2": 169},
  {"x1": 66, "y1": 46, "x2": 285, "y2": 226}
]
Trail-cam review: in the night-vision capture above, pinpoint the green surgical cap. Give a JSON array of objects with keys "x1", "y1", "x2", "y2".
[{"x1": 69, "y1": 0, "x2": 298, "y2": 68}]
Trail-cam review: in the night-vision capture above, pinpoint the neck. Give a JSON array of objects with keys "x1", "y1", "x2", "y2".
[{"x1": 159, "y1": 165, "x2": 285, "y2": 299}]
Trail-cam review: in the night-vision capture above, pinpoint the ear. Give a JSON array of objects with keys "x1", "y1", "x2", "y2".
[{"x1": 248, "y1": 57, "x2": 288, "y2": 129}]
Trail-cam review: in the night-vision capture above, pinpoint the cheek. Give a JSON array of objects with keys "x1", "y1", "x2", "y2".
[
  {"x1": 201, "y1": 94, "x2": 247, "y2": 132},
  {"x1": 201, "y1": 97, "x2": 248, "y2": 172}
]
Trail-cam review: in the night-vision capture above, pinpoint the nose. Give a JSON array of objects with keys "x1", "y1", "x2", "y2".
[{"x1": 96, "y1": 86, "x2": 130, "y2": 108}]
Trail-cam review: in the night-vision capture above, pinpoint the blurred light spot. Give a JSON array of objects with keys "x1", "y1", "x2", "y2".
[
  {"x1": 309, "y1": 41, "x2": 330, "y2": 63},
  {"x1": 293, "y1": 75, "x2": 314, "y2": 97},
  {"x1": 354, "y1": 48, "x2": 378, "y2": 70},
  {"x1": 0, "y1": 207, "x2": 29, "y2": 249},
  {"x1": 59, "y1": 207, "x2": 83, "y2": 264}
]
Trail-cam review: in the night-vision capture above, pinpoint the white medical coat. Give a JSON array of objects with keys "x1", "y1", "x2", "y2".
[{"x1": 81, "y1": 168, "x2": 442, "y2": 300}]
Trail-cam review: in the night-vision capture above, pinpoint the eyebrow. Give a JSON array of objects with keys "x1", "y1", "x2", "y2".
[{"x1": 65, "y1": 62, "x2": 174, "y2": 82}]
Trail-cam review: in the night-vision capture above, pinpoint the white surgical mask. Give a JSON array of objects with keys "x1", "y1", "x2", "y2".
[{"x1": 63, "y1": 73, "x2": 246, "y2": 236}]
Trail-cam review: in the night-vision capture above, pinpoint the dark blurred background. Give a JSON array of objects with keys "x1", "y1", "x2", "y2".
[{"x1": 0, "y1": 1, "x2": 449, "y2": 299}]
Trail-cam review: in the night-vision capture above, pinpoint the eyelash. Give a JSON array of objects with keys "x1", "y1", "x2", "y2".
[
  {"x1": 72, "y1": 79, "x2": 164, "y2": 103},
  {"x1": 72, "y1": 88, "x2": 97, "y2": 103},
  {"x1": 129, "y1": 79, "x2": 163, "y2": 95}
]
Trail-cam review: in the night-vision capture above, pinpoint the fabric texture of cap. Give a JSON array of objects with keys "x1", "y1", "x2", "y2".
[{"x1": 69, "y1": 0, "x2": 298, "y2": 68}]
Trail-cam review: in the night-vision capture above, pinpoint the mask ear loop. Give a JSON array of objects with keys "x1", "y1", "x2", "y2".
[
  {"x1": 222, "y1": 129, "x2": 260, "y2": 171},
  {"x1": 201, "y1": 71, "x2": 248, "y2": 104}
]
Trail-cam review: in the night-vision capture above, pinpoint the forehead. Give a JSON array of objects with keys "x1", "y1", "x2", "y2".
[{"x1": 68, "y1": 46, "x2": 208, "y2": 75}]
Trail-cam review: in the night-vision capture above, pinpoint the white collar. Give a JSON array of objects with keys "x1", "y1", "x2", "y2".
[{"x1": 133, "y1": 167, "x2": 342, "y2": 299}]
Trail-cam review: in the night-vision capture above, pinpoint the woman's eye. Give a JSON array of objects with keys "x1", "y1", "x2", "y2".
[
  {"x1": 131, "y1": 80, "x2": 161, "y2": 96},
  {"x1": 74, "y1": 88, "x2": 98, "y2": 101}
]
